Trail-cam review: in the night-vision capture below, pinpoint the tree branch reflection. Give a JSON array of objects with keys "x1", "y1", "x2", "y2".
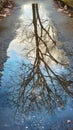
[{"x1": 7, "y1": 4, "x2": 73, "y2": 114}]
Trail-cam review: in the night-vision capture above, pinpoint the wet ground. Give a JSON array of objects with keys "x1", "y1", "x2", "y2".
[{"x1": 0, "y1": 0, "x2": 73, "y2": 130}]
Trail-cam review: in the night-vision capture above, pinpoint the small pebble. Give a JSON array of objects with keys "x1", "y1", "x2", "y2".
[{"x1": 67, "y1": 119, "x2": 71, "y2": 123}]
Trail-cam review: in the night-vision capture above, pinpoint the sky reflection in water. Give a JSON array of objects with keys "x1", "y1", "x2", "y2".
[{"x1": 0, "y1": 2, "x2": 73, "y2": 130}]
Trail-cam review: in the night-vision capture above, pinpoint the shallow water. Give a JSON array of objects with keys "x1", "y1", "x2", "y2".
[{"x1": 0, "y1": 0, "x2": 73, "y2": 130}]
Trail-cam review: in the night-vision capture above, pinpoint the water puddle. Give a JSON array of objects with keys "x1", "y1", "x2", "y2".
[{"x1": 0, "y1": 1, "x2": 73, "y2": 130}]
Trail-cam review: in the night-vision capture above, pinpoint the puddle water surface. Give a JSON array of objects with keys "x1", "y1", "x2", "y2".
[{"x1": 0, "y1": 1, "x2": 73, "y2": 130}]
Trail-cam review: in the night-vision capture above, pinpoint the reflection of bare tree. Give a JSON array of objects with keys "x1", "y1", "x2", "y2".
[{"x1": 8, "y1": 4, "x2": 73, "y2": 114}]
